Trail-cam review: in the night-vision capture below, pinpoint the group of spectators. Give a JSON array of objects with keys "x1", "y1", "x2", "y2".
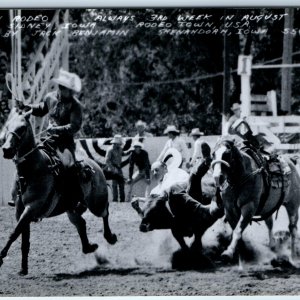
[{"x1": 105, "y1": 119, "x2": 210, "y2": 203}]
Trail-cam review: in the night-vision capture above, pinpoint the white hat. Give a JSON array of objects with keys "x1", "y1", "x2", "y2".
[
  {"x1": 190, "y1": 128, "x2": 204, "y2": 136},
  {"x1": 111, "y1": 134, "x2": 123, "y2": 144},
  {"x1": 135, "y1": 120, "x2": 147, "y2": 128},
  {"x1": 52, "y1": 69, "x2": 82, "y2": 93},
  {"x1": 163, "y1": 125, "x2": 180, "y2": 135},
  {"x1": 133, "y1": 141, "x2": 143, "y2": 148},
  {"x1": 231, "y1": 103, "x2": 241, "y2": 111}
]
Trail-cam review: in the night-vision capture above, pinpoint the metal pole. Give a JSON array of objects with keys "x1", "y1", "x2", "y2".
[
  {"x1": 17, "y1": 9, "x2": 22, "y2": 101},
  {"x1": 281, "y1": 8, "x2": 294, "y2": 113},
  {"x1": 222, "y1": 9, "x2": 231, "y2": 135}
]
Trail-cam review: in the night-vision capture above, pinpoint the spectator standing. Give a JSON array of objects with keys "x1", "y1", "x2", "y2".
[
  {"x1": 105, "y1": 134, "x2": 125, "y2": 202},
  {"x1": 135, "y1": 120, "x2": 153, "y2": 138},
  {"x1": 126, "y1": 141, "x2": 151, "y2": 201},
  {"x1": 157, "y1": 125, "x2": 189, "y2": 166},
  {"x1": 187, "y1": 128, "x2": 205, "y2": 169},
  {"x1": 225, "y1": 103, "x2": 242, "y2": 134}
]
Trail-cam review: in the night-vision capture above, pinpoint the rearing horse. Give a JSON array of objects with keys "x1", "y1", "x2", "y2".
[
  {"x1": 211, "y1": 138, "x2": 300, "y2": 261},
  {"x1": 0, "y1": 109, "x2": 117, "y2": 275}
]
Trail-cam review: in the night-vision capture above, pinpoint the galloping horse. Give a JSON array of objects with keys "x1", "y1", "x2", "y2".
[
  {"x1": 0, "y1": 109, "x2": 117, "y2": 275},
  {"x1": 212, "y1": 138, "x2": 300, "y2": 261}
]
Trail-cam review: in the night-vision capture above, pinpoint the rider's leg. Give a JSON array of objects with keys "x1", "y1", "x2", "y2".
[
  {"x1": 187, "y1": 142, "x2": 212, "y2": 204},
  {"x1": 57, "y1": 148, "x2": 86, "y2": 214},
  {"x1": 187, "y1": 160, "x2": 210, "y2": 202}
]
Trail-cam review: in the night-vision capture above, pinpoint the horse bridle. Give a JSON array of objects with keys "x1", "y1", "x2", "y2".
[
  {"x1": 211, "y1": 140, "x2": 264, "y2": 190},
  {"x1": 5, "y1": 123, "x2": 50, "y2": 165}
]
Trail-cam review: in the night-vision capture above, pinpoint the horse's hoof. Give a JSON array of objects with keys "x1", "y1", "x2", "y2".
[
  {"x1": 105, "y1": 233, "x2": 117, "y2": 245},
  {"x1": 18, "y1": 269, "x2": 28, "y2": 276},
  {"x1": 83, "y1": 243, "x2": 98, "y2": 254}
]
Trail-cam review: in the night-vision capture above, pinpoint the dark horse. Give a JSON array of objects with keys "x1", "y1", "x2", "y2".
[
  {"x1": 0, "y1": 109, "x2": 117, "y2": 275},
  {"x1": 211, "y1": 138, "x2": 300, "y2": 261}
]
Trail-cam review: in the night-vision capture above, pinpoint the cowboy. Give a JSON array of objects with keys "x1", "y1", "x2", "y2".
[
  {"x1": 150, "y1": 160, "x2": 189, "y2": 196},
  {"x1": 135, "y1": 120, "x2": 153, "y2": 138},
  {"x1": 157, "y1": 125, "x2": 189, "y2": 166},
  {"x1": 226, "y1": 103, "x2": 242, "y2": 135},
  {"x1": 9, "y1": 69, "x2": 85, "y2": 213},
  {"x1": 105, "y1": 134, "x2": 125, "y2": 202},
  {"x1": 187, "y1": 128, "x2": 205, "y2": 169},
  {"x1": 186, "y1": 139, "x2": 213, "y2": 204},
  {"x1": 126, "y1": 141, "x2": 151, "y2": 201}
]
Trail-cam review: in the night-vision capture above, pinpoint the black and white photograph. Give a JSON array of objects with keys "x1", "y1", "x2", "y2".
[{"x1": 0, "y1": 6, "x2": 300, "y2": 296}]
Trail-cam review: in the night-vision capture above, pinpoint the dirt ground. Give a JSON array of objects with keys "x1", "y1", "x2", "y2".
[{"x1": 0, "y1": 202, "x2": 300, "y2": 296}]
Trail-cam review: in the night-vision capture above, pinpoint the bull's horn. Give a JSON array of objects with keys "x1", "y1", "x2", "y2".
[{"x1": 131, "y1": 198, "x2": 144, "y2": 217}]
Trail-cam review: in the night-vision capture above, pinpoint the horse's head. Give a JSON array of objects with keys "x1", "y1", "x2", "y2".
[
  {"x1": 211, "y1": 138, "x2": 237, "y2": 188},
  {"x1": 2, "y1": 109, "x2": 31, "y2": 159}
]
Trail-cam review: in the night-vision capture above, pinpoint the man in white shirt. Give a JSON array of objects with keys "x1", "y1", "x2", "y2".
[
  {"x1": 157, "y1": 125, "x2": 189, "y2": 166},
  {"x1": 150, "y1": 161, "x2": 189, "y2": 196},
  {"x1": 134, "y1": 120, "x2": 153, "y2": 138},
  {"x1": 130, "y1": 161, "x2": 189, "y2": 216},
  {"x1": 224, "y1": 103, "x2": 241, "y2": 135},
  {"x1": 187, "y1": 128, "x2": 204, "y2": 169}
]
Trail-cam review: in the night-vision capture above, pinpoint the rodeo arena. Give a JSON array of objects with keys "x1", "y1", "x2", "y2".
[{"x1": 1, "y1": 8, "x2": 300, "y2": 297}]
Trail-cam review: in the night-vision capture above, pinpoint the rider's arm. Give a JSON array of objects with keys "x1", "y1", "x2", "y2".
[
  {"x1": 30, "y1": 101, "x2": 49, "y2": 117},
  {"x1": 50, "y1": 102, "x2": 82, "y2": 135}
]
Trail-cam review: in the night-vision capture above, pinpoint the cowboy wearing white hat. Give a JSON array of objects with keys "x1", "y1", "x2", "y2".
[
  {"x1": 105, "y1": 134, "x2": 125, "y2": 202},
  {"x1": 231, "y1": 103, "x2": 241, "y2": 112},
  {"x1": 187, "y1": 128, "x2": 207, "y2": 169},
  {"x1": 135, "y1": 120, "x2": 153, "y2": 138},
  {"x1": 163, "y1": 125, "x2": 180, "y2": 135},
  {"x1": 132, "y1": 140, "x2": 144, "y2": 148},
  {"x1": 111, "y1": 134, "x2": 123, "y2": 145},
  {"x1": 157, "y1": 125, "x2": 189, "y2": 167},
  {"x1": 126, "y1": 140, "x2": 151, "y2": 201},
  {"x1": 9, "y1": 69, "x2": 86, "y2": 213},
  {"x1": 52, "y1": 69, "x2": 82, "y2": 93},
  {"x1": 226, "y1": 102, "x2": 242, "y2": 134},
  {"x1": 190, "y1": 128, "x2": 204, "y2": 137}
]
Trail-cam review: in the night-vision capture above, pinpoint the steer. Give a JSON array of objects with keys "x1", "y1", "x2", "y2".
[{"x1": 131, "y1": 183, "x2": 224, "y2": 253}]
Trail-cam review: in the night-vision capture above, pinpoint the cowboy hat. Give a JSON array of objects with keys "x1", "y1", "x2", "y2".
[
  {"x1": 132, "y1": 141, "x2": 144, "y2": 148},
  {"x1": 111, "y1": 134, "x2": 123, "y2": 144},
  {"x1": 190, "y1": 128, "x2": 204, "y2": 136},
  {"x1": 163, "y1": 125, "x2": 180, "y2": 135},
  {"x1": 135, "y1": 120, "x2": 147, "y2": 128},
  {"x1": 231, "y1": 103, "x2": 241, "y2": 111},
  {"x1": 52, "y1": 69, "x2": 82, "y2": 93}
]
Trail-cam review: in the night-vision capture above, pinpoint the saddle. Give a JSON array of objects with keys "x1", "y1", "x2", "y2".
[{"x1": 241, "y1": 141, "x2": 291, "y2": 221}]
